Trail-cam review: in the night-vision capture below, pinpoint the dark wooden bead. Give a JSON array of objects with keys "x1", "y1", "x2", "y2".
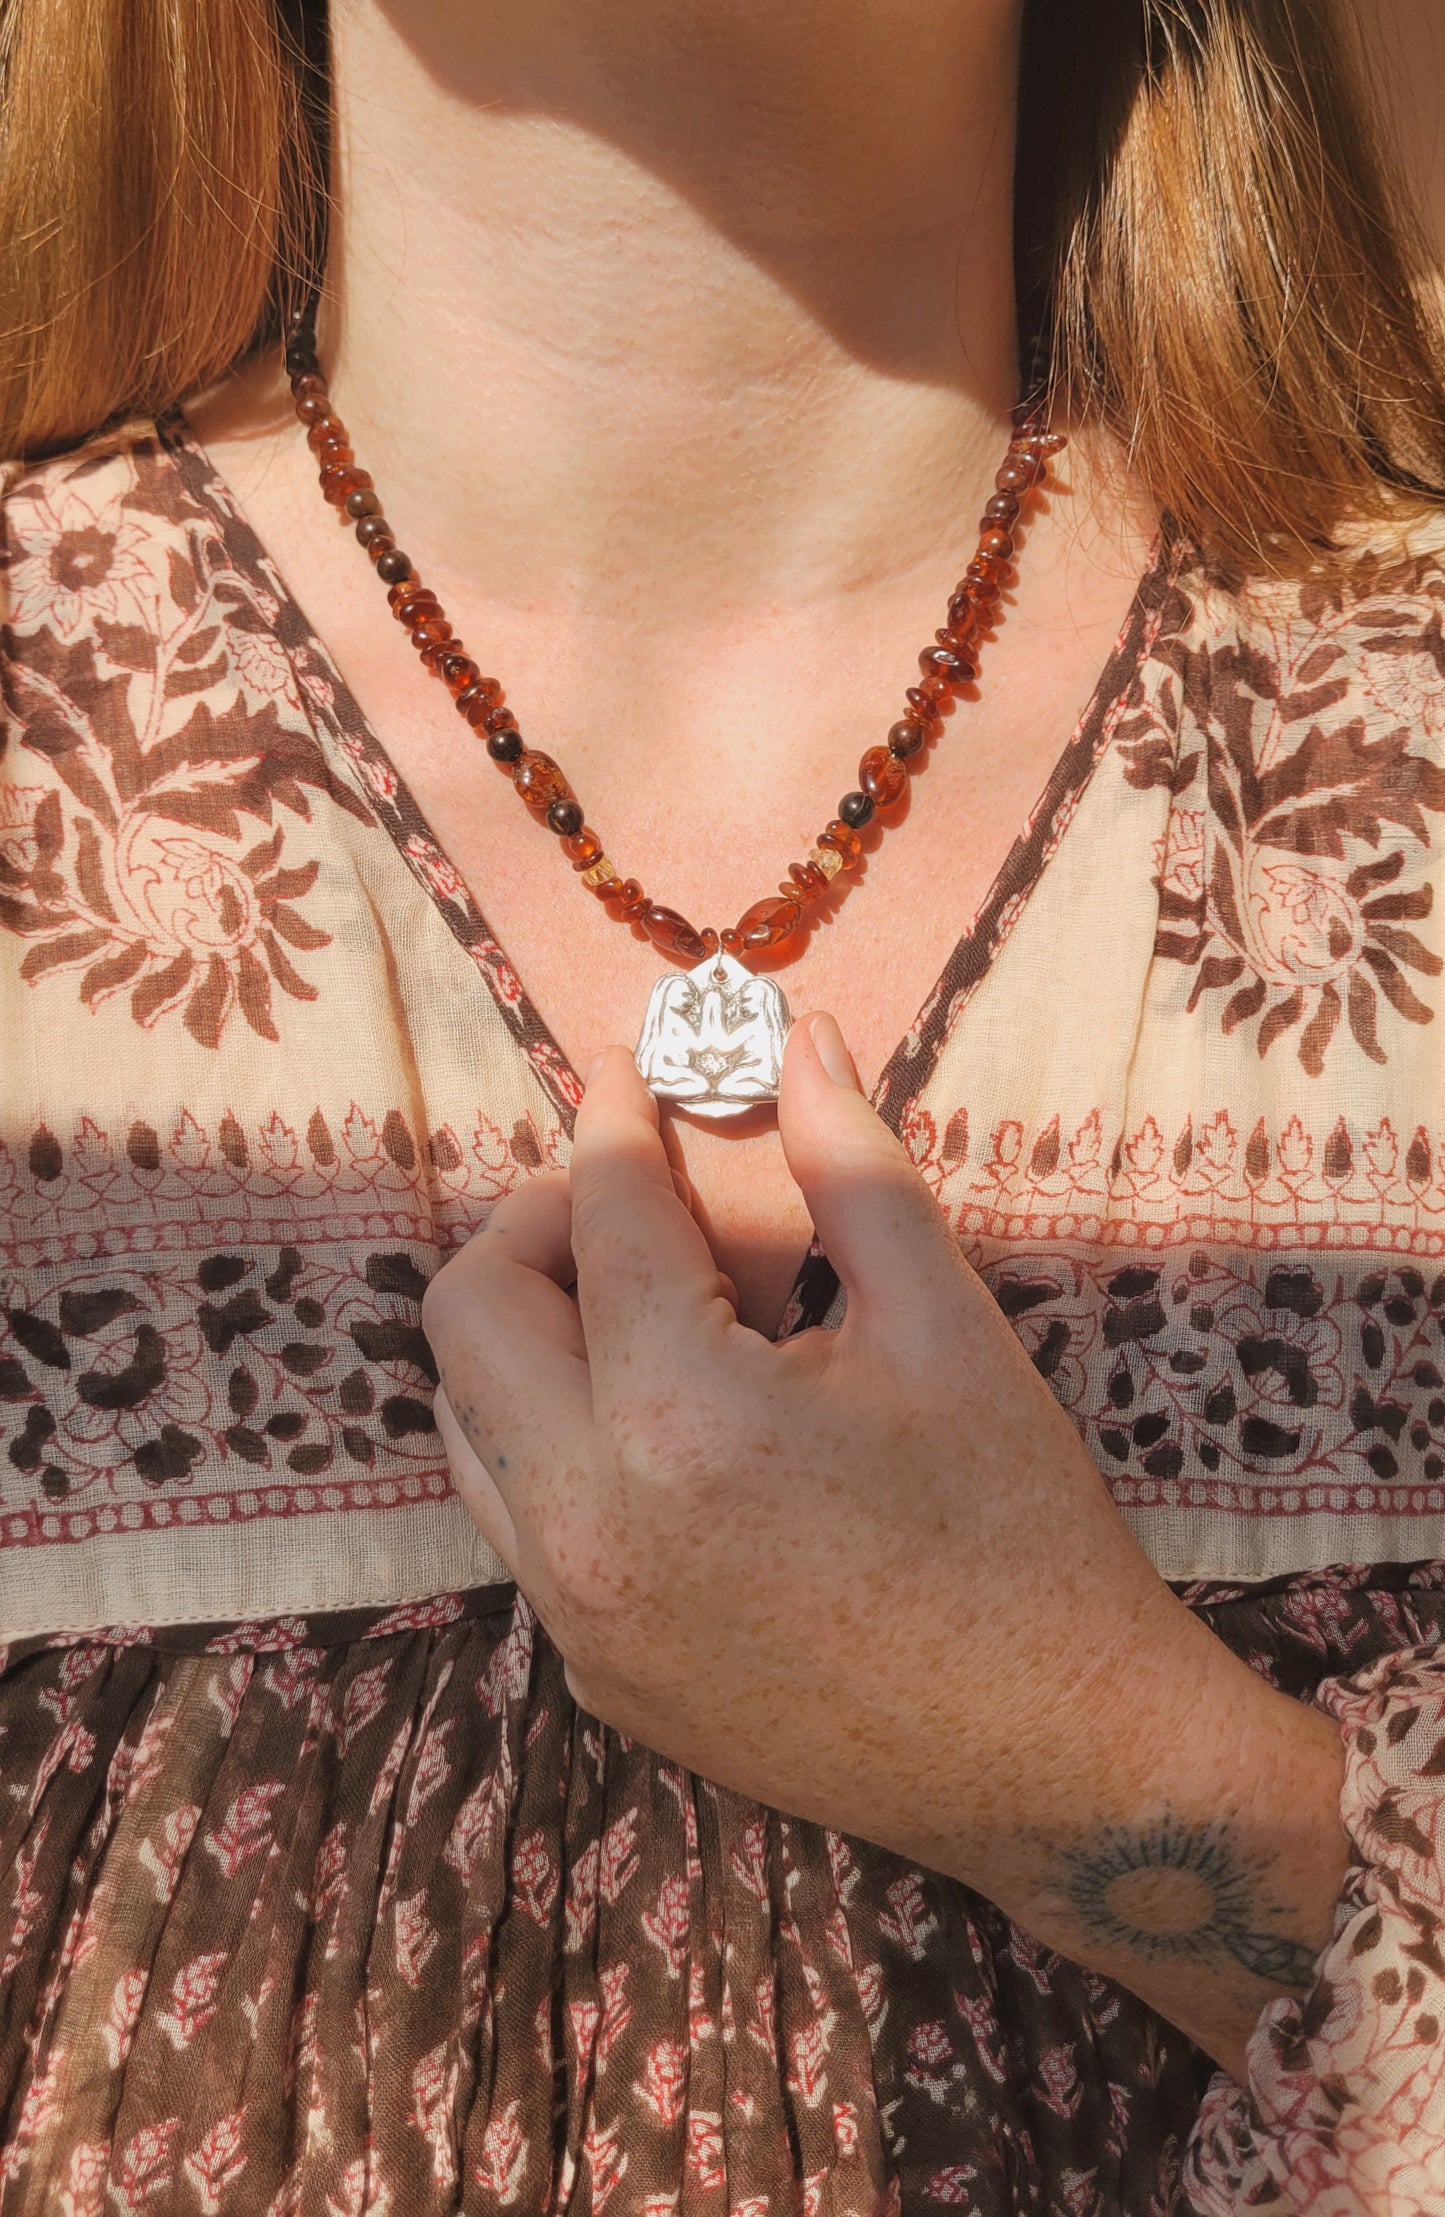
[
  {"x1": 734, "y1": 896, "x2": 801, "y2": 952},
  {"x1": 286, "y1": 343, "x2": 319, "y2": 378},
  {"x1": 355, "y1": 515, "x2": 392, "y2": 549},
  {"x1": 375, "y1": 548, "x2": 414, "y2": 585},
  {"x1": 983, "y1": 492, "x2": 1020, "y2": 524},
  {"x1": 437, "y1": 653, "x2": 477, "y2": 695},
  {"x1": 563, "y1": 827, "x2": 603, "y2": 867},
  {"x1": 887, "y1": 718, "x2": 928, "y2": 759},
  {"x1": 512, "y1": 751, "x2": 571, "y2": 810},
  {"x1": 547, "y1": 799, "x2": 584, "y2": 837},
  {"x1": 839, "y1": 790, "x2": 874, "y2": 829},
  {"x1": 346, "y1": 488, "x2": 382, "y2": 519},
  {"x1": 486, "y1": 726, "x2": 524, "y2": 763},
  {"x1": 642, "y1": 905, "x2": 709, "y2": 961}
]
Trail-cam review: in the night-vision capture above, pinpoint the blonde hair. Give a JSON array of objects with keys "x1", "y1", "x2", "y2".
[{"x1": 1, "y1": 0, "x2": 1443, "y2": 571}]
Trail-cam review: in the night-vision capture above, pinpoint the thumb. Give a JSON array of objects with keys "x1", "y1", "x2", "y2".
[{"x1": 777, "y1": 1011, "x2": 966, "y2": 1331}]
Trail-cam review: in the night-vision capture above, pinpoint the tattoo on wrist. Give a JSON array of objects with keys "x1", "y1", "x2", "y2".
[{"x1": 1057, "y1": 1816, "x2": 1320, "y2": 1990}]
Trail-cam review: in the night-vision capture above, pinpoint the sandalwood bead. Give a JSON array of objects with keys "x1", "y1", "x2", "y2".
[
  {"x1": 817, "y1": 820, "x2": 863, "y2": 868},
  {"x1": 512, "y1": 751, "x2": 572, "y2": 810},
  {"x1": 887, "y1": 719, "x2": 927, "y2": 759},
  {"x1": 859, "y1": 746, "x2": 907, "y2": 808},
  {"x1": 642, "y1": 905, "x2": 709, "y2": 961},
  {"x1": 734, "y1": 896, "x2": 801, "y2": 952},
  {"x1": 563, "y1": 827, "x2": 604, "y2": 867}
]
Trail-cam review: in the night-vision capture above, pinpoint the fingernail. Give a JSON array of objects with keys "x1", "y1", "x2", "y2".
[
  {"x1": 806, "y1": 1012, "x2": 860, "y2": 1089},
  {"x1": 584, "y1": 1050, "x2": 608, "y2": 1086}
]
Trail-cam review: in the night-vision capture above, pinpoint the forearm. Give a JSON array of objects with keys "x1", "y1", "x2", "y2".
[{"x1": 935, "y1": 1598, "x2": 1351, "y2": 2079}]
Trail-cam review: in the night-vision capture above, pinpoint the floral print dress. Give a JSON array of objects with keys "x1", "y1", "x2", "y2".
[{"x1": 1, "y1": 415, "x2": 1444, "y2": 2214}]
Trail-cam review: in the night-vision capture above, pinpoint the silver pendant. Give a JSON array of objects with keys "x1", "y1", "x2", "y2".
[{"x1": 635, "y1": 950, "x2": 791, "y2": 1118}]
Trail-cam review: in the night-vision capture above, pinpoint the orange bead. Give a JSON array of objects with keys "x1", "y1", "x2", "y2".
[
  {"x1": 859, "y1": 746, "x2": 907, "y2": 809},
  {"x1": 642, "y1": 906, "x2": 710, "y2": 961},
  {"x1": 784, "y1": 859, "x2": 829, "y2": 898},
  {"x1": 307, "y1": 417, "x2": 345, "y2": 454},
  {"x1": 512, "y1": 751, "x2": 572, "y2": 811},
  {"x1": 734, "y1": 896, "x2": 801, "y2": 952},
  {"x1": 977, "y1": 527, "x2": 1014, "y2": 562},
  {"x1": 563, "y1": 827, "x2": 604, "y2": 867}
]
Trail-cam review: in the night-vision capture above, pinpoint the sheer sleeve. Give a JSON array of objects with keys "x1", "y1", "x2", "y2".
[{"x1": 1185, "y1": 1646, "x2": 1445, "y2": 2213}]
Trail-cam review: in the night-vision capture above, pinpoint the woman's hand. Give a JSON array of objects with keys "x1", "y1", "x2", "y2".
[{"x1": 423, "y1": 1014, "x2": 1348, "y2": 2072}]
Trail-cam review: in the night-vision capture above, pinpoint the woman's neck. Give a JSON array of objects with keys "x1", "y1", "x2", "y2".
[{"x1": 314, "y1": 0, "x2": 1024, "y2": 617}]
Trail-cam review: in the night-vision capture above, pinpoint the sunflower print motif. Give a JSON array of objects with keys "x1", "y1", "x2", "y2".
[{"x1": 1123, "y1": 551, "x2": 1445, "y2": 1076}]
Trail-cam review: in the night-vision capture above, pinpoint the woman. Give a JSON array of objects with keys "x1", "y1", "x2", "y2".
[{"x1": 1, "y1": 0, "x2": 1443, "y2": 2209}]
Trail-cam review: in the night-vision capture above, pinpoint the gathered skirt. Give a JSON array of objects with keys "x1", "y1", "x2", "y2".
[{"x1": 4, "y1": 1566, "x2": 1443, "y2": 2216}]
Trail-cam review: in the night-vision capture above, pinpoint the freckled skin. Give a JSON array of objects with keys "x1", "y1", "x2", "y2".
[{"x1": 423, "y1": 1030, "x2": 1350, "y2": 2080}]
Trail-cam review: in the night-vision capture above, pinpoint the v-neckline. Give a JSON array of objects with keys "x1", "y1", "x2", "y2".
[{"x1": 160, "y1": 408, "x2": 1183, "y2": 1337}]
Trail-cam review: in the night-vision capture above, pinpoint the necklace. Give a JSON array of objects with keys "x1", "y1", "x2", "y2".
[{"x1": 283, "y1": 304, "x2": 1064, "y2": 1119}]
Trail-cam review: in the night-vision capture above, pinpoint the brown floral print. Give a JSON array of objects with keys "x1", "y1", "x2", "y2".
[
  {"x1": 1120, "y1": 553, "x2": 1445, "y2": 1075},
  {"x1": 1, "y1": 446, "x2": 368, "y2": 1048}
]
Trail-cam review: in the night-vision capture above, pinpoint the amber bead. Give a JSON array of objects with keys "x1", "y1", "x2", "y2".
[
  {"x1": 910, "y1": 674, "x2": 950, "y2": 709},
  {"x1": 438, "y1": 652, "x2": 479, "y2": 695},
  {"x1": 859, "y1": 746, "x2": 907, "y2": 808},
  {"x1": 785, "y1": 858, "x2": 829, "y2": 897},
  {"x1": 390, "y1": 580, "x2": 434, "y2": 614},
  {"x1": 297, "y1": 394, "x2": 331, "y2": 428},
  {"x1": 613, "y1": 880, "x2": 648, "y2": 920},
  {"x1": 512, "y1": 751, "x2": 572, "y2": 811},
  {"x1": 640, "y1": 905, "x2": 709, "y2": 961},
  {"x1": 817, "y1": 820, "x2": 863, "y2": 868},
  {"x1": 563, "y1": 827, "x2": 603, "y2": 868},
  {"x1": 734, "y1": 896, "x2": 800, "y2": 952},
  {"x1": 965, "y1": 555, "x2": 1004, "y2": 591},
  {"x1": 420, "y1": 639, "x2": 459, "y2": 676},
  {"x1": 292, "y1": 374, "x2": 326, "y2": 403},
  {"x1": 487, "y1": 727, "x2": 524, "y2": 764},
  {"x1": 919, "y1": 644, "x2": 969, "y2": 686},
  {"x1": 983, "y1": 492, "x2": 1020, "y2": 525},
  {"x1": 482, "y1": 704, "x2": 515, "y2": 735},
  {"x1": 411, "y1": 616, "x2": 453, "y2": 650},
  {"x1": 355, "y1": 515, "x2": 392, "y2": 550},
  {"x1": 455, "y1": 677, "x2": 502, "y2": 723},
  {"x1": 326, "y1": 467, "x2": 372, "y2": 507},
  {"x1": 306, "y1": 417, "x2": 344, "y2": 453},
  {"x1": 547, "y1": 799, "x2": 584, "y2": 837},
  {"x1": 977, "y1": 527, "x2": 1014, "y2": 562},
  {"x1": 316, "y1": 433, "x2": 355, "y2": 467},
  {"x1": 995, "y1": 455, "x2": 1042, "y2": 495},
  {"x1": 346, "y1": 488, "x2": 382, "y2": 520}
]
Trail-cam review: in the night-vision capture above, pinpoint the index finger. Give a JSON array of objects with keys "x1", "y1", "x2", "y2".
[{"x1": 569, "y1": 1046, "x2": 734, "y2": 1363}]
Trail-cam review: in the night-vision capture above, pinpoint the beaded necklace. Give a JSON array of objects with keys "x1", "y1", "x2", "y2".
[{"x1": 284, "y1": 303, "x2": 1064, "y2": 1119}]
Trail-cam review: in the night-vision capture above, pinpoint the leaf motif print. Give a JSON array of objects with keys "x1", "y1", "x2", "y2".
[
  {"x1": 156, "y1": 1951, "x2": 229, "y2": 2049},
  {"x1": 182, "y1": 2113, "x2": 247, "y2": 2214},
  {"x1": 1146, "y1": 555, "x2": 1445, "y2": 1073},
  {"x1": 1, "y1": 443, "x2": 370, "y2": 1048}
]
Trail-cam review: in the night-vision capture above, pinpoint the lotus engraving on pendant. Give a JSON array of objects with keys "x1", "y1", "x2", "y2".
[{"x1": 635, "y1": 950, "x2": 791, "y2": 1117}]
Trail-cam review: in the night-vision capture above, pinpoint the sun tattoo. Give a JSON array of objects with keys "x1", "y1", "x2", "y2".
[{"x1": 1058, "y1": 1816, "x2": 1319, "y2": 1988}]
